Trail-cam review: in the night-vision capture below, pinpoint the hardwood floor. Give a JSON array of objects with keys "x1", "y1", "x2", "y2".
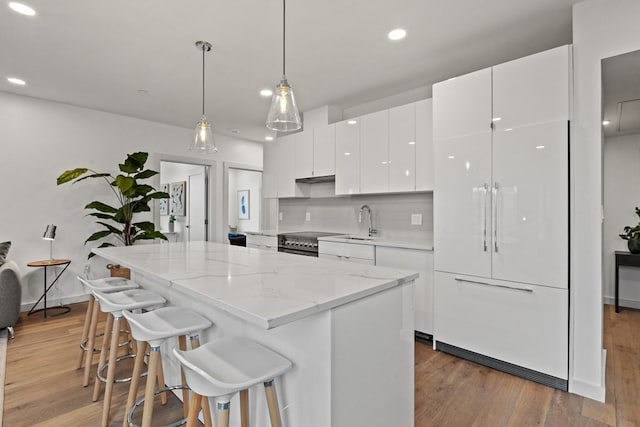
[{"x1": 3, "y1": 302, "x2": 639, "y2": 426}]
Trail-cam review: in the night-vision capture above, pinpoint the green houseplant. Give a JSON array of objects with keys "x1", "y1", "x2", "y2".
[
  {"x1": 619, "y1": 206, "x2": 640, "y2": 254},
  {"x1": 57, "y1": 152, "x2": 170, "y2": 256}
]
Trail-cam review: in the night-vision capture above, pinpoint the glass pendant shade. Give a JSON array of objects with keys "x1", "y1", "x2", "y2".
[
  {"x1": 266, "y1": 77, "x2": 302, "y2": 132},
  {"x1": 190, "y1": 115, "x2": 217, "y2": 153}
]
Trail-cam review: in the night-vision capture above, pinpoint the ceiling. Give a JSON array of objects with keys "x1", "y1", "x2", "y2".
[
  {"x1": 1, "y1": 0, "x2": 582, "y2": 143},
  {"x1": 602, "y1": 49, "x2": 640, "y2": 138}
]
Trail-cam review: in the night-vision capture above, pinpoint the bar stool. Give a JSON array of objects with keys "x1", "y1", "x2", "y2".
[
  {"x1": 121, "y1": 306, "x2": 213, "y2": 427},
  {"x1": 173, "y1": 337, "x2": 292, "y2": 427},
  {"x1": 92, "y1": 289, "x2": 167, "y2": 427},
  {"x1": 76, "y1": 276, "x2": 140, "y2": 386}
]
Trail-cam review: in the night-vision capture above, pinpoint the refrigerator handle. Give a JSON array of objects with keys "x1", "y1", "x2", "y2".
[
  {"x1": 482, "y1": 183, "x2": 489, "y2": 252},
  {"x1": 493, "y1": 182, "x2": 499, "y2": 253}
]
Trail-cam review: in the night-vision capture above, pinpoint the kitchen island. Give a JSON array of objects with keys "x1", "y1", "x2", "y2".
[{"x1": 93, "y1": 241, "x2": 416, "y2": 427}]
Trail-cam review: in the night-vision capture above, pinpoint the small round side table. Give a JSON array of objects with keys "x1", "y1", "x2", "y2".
[{"x1": 27, "y1": 258, "x2": 71, "y2": 318}]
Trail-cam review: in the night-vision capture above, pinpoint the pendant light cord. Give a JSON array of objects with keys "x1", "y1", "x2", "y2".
[
  {"x1": 282, "y1": 0, "x2": 286, "y2": 77},
  {"x1": 202, "y1": 44, "x2": 206, "y2": 116}
]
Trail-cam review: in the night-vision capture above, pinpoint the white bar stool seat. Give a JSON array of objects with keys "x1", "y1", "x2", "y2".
[
  {"x1": 92, "y1": 289, "x2": 166, "y2": 427},
  {"x1": 122, "y1": 306, "x2": 213, "y2": 427},
  {"x1": 76, "y1": 276, "x2": 141, "y2": 387},
  {"x1": 173, "y1": 337, "x2": 292, "y2": 427}
]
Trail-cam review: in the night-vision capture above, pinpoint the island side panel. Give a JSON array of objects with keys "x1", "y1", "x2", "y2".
[
  {"x1": 133, "y1": 271, "x2": 333, "y2": 427},
  {"x1": 331, "y1": 282, "x2": 414, "y2": 427}
]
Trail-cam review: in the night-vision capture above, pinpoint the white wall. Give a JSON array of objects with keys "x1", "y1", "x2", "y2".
[
  {"x1": 571, "y1": 0, "x2": 640, "y2": 401},
  {"x1": 278, "y1": 192, "x2": 433, "y2": 241},
  {"x1": 0, "y1": 91, "x2": 262, "y2": 309},
  {"x1": 603, "y1": 133, "x2": 640, "y2": 308},
  {"x1": 228, "y1": 168, "x2": 262, "y2": 233}
]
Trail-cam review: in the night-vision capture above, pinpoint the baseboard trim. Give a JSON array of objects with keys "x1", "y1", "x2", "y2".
[
  {"x1": 0, "y1": 328, "x2": 7, "y2": 427},
  {"x1": 603, "y1": 297, "x2": 640, "y2": 310},
  {"x1": 436, "y1": 341, "x2": 568, "y2": 391},
  {"x1": 20, "y1": 293, "x2": 89, "y2": 313}
]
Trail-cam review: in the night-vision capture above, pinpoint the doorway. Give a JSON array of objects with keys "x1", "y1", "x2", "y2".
[
  {"x1": 223, "y1": 163, "x2": 263, "y2": 240},
  {"x1": 160, "y1": 161, "x2": 209, "y2": 242}
]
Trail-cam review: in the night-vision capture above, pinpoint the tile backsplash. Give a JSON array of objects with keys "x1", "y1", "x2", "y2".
[{"x1": 276, "y1": 192, "x2": 433, "y2": 240}]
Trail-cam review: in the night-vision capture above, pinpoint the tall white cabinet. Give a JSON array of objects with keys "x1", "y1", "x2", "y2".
[{"x1": 433, "y1": 45, "x2": 571, "y2": 390}]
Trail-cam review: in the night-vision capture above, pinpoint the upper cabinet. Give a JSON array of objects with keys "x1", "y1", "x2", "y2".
[
  {"x1": 389, "y1": 103, "x2": 416, "y2": 193},
  {"x1": 335, "y1": 119, "x2": 361, "y2": 195},
  {"x1": 415, "y1": 99, "x2": 434, "y2": 191},
  {"x1": 264, "y1": 134, "x2": 307, "y2": 198},
  {"x1": 360, "y1": 110, "x2": 390, "y2": 194},
  {"x1": 294, "y1": 124, "x2": 336, "y2": 179}
]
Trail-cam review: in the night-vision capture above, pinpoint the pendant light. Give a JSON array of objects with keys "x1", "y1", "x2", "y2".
[
  {"x1": 190, "y1": 41, "x2": 218, "y2": 153},
  {"x1": 265, "y1": 0, "x2": 302, "y2": 132}
]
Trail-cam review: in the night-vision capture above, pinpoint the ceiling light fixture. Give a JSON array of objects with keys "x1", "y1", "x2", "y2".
[
  {"x1": 260, "y1": 89, "x2": 273, "y2": 97},
  {"x1": 265, "y1": 136, "x2": 274, "y2": 141},
  {"x1": 190, "y1": 41, "x2": 217, "y2": 153},
  {"x1": 388, "y1": 28, "x2": 407, "y2": 41},
  {"x1": 602, "y1": 120, "x2": 611, "y2": 126},
  {"x1": 266, "y1": 0, "x2": 302, "y2": 132},
  {"x1": 7, "y1": 77, "x2": 26, "y2": 85},
  {"x1": 8, "y1": 2, "x2": 35, "y2": 16}
]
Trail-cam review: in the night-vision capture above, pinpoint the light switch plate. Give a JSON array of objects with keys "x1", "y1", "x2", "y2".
[
  {"x1": 305, "y1": 212, "x2": 311, "y2": 222},
  {"x1": 411, "y1": 214, "x2": 422, "y2": 225}
]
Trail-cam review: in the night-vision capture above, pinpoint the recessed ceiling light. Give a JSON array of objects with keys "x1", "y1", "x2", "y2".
[
  {"x1": 7, "y1": 77, "x2": 26, "y2": 85},
  {"x1": 447, "y1": 155, "x2": 455, "y2": 159},
  {"x1": 602, "y1": 120, "x2": 611, "y2": 126},
  {"x1": 265, "y1": 136, "x2": 274, "y2": 141},
  {"x1": 347, "y1": 120, "x2": 357, "y2": 125},
  {"x1": 344, "y1": 152, "x2": 351, "y2": 156},
  {"x1": 9, "y1": 2, "x2": 35, "y2": 16},
  {"x1": 260, "y1": 89, "x2": 273, "y2": 97},
  {"x1": 535, "y1": 145, "x2": 545, "y2": 149},
  {"x1": 388, "y1": 28, "x2": 407, "y2": 41},
  {"x1": 408, "y1": 141, "x2": 415, "y2": 145},
  {"x1": 492, "y1": 117, "x2": 502, "y2": 122}
]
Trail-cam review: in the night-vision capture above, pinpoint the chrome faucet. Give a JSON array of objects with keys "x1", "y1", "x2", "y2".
[{"x1": 358, "y1": 204, "x2": 378, "y2": 237}]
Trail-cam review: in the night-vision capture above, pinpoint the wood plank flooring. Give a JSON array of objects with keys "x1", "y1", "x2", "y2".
[{"x1": 3, "y1": 302, "x2": 640, "y2": 426}]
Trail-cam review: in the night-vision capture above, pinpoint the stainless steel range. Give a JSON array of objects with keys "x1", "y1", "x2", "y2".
[{"x1": 277, "y1": 231, "x2": 342, "y2": 257}]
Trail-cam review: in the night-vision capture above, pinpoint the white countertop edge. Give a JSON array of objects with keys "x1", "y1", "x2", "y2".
[{"x1": 318, "y1": 235, "x2": 433, "y2": 251}]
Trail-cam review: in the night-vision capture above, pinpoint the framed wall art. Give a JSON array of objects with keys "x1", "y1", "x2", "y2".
[
  {"x1": 159, "y1": 183, "x2": 169, "y2": 215},
  {"x1": 238, "y1": 189, "x2": 250, "y2": 220},
  {"x1": 170, "y1": 181, "x2": 186, "y2": 216}
]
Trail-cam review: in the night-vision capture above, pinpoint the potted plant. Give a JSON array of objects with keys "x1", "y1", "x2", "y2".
[
  {"x1": 619, "y1": 206, "x2": 640, "y2": 254},
  {"x1": 168, "y1": 215, "x2": 176, "y2": 233},
  {"x1": 57, "y1": 152, "x2": 170, "y2": 258}
]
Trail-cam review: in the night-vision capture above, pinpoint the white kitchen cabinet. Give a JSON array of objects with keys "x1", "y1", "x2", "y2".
[
  {"x1": 415, "y1": 99, "x2": 434, "y2": 191},
  {"x1": 434, "y1": 271, "x2": 568, "y2": 380},
  {"x1": 335, "y1": 119, "x2": 361, "y2": 195},
  {"x1": 432, "y1": 45, "x2": 570, "y2": 388},
  {"x1": 360, "y1": 110, "x2": 389, "y2": 194},
  {"x1": 389, "y1": 103, "x2": 416, "y2": 192},
  {"x1": 276, "y1": 134, "x2": 307, "y2": 198},
  {"x1": 246, "y1": 234, "x2": 277, "y2": 251},
  {"x1": 376, "y1": 246, "x2": 433, "y2": 335},
  {"x1": 318, "y1": 241, "x2": 375, "y2": 265},
  {"x1": 262, "y1": 140, "x2": 279, "y2": 199},
  {"x1": 294, "y1": 124, "x2": 336, "y2": 179}
]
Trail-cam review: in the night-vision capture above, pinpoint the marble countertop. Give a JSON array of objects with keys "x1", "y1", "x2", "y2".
[
  {"x1": 318, "y1": 235, "x2": 433, "y2": 251},
  {"x1": 93, "y1": 241, "x2": 417, "y2": 329}
]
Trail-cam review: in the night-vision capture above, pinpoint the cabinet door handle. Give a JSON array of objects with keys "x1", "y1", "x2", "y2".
[
  {"x1": 454, "y1": 276, "x2": 533, "y2": 293},
  {"x1": 483, "y1": 183, "x2": 489, "y2": 252},
  {"x1": 493, "y1": 182, "x2": 499, "y2": 253}
]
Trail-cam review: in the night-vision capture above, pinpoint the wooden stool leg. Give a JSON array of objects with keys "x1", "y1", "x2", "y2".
[
  {"x1": 141, "y1": 346, "x2": 161, "y2": 427},
  {"x1": 156, "y1": 350, "x2": 168, "y2": 406},
  {"x1": 240, "y1": 389, "x2": 249, "y2": 427},
  {"x1": 186, "y1": 392, "x2": 202, "y2": 427},
  {"x1": 178, "y1": 335, "x2": 189, "y2": 417},
  {"x1": 101, "y1": 315, "x2": 121, "y2": 427},
  {"x1": 122, "y1": 341, "x2": 148, "y2": 427},
  {"x1": 264, "y1": 379, "x2": 283, "y2": 427},
  {"x1": 216, "y1": 400, "x2": 230, "y2": 427},
  {"x1": 93, "y1": 313, "x2": 113, "y2": 400},
  {"x1": 190, "y1": 335, "x2": 212, "y2": 427},
  {"x1": 83, "y1": 300, "x2": 101, "y2": 386},
  {"x1": 77, "y1": 296, "x2": 95, "y2": 369}
]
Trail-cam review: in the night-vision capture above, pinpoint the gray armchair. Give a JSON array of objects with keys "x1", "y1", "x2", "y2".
[{"x1": 0, "y1": 260, "x2": 22, "y2": 339}]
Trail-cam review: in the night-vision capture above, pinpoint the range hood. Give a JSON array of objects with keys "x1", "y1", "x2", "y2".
[{"x1": 295, "y1": 175, "x2": 335, "y2": 184}]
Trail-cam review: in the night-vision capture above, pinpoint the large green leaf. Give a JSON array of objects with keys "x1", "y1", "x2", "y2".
[
  {"x1": 115, "y1": 175, "x2": 135, "y2": 194},
  {"x1": 96, "y1": 221, "x2": 123, "y2": 235},
  {"x1": 85, "y1": 201, "x2": 118, "y2": 213},
  {"x1": 74, "y1": 173, "x2": 112, "y2": 184},
  {"x1": 147, "y1": 191, "x2": 170, "y2": 200},
  {"x1": 132, "y1": 184, "x2": 153, "y2": 197},
  {"x1": 84, "y1": 230, "x2": 112, "y2": 244},
  {"x1": 133, "y1": 221, "x2": 156, "y2": 232},
  {"x1": 87, "y1": 212, "x2": 115, "y2": 220},
  {"x1": 119, "y1": 152, "x2": 148, "y2": 174},
  {"x1": 134, "y1": 169, "x2": 157, "y2": 180},
  {"x1": 133, "y1": 231, "x2": 168, "y2": 242},
  {"x1": 57, "y1": 168, "x2": 88, "y2": 185}
]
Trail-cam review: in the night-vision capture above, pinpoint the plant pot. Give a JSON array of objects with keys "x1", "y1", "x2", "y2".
[
  {"x1": 628, "y1": 238, "x2": 640, "y2": 254},
  {"x1": 168, "y1": 222, "x2": 175, "y2": 233}
]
